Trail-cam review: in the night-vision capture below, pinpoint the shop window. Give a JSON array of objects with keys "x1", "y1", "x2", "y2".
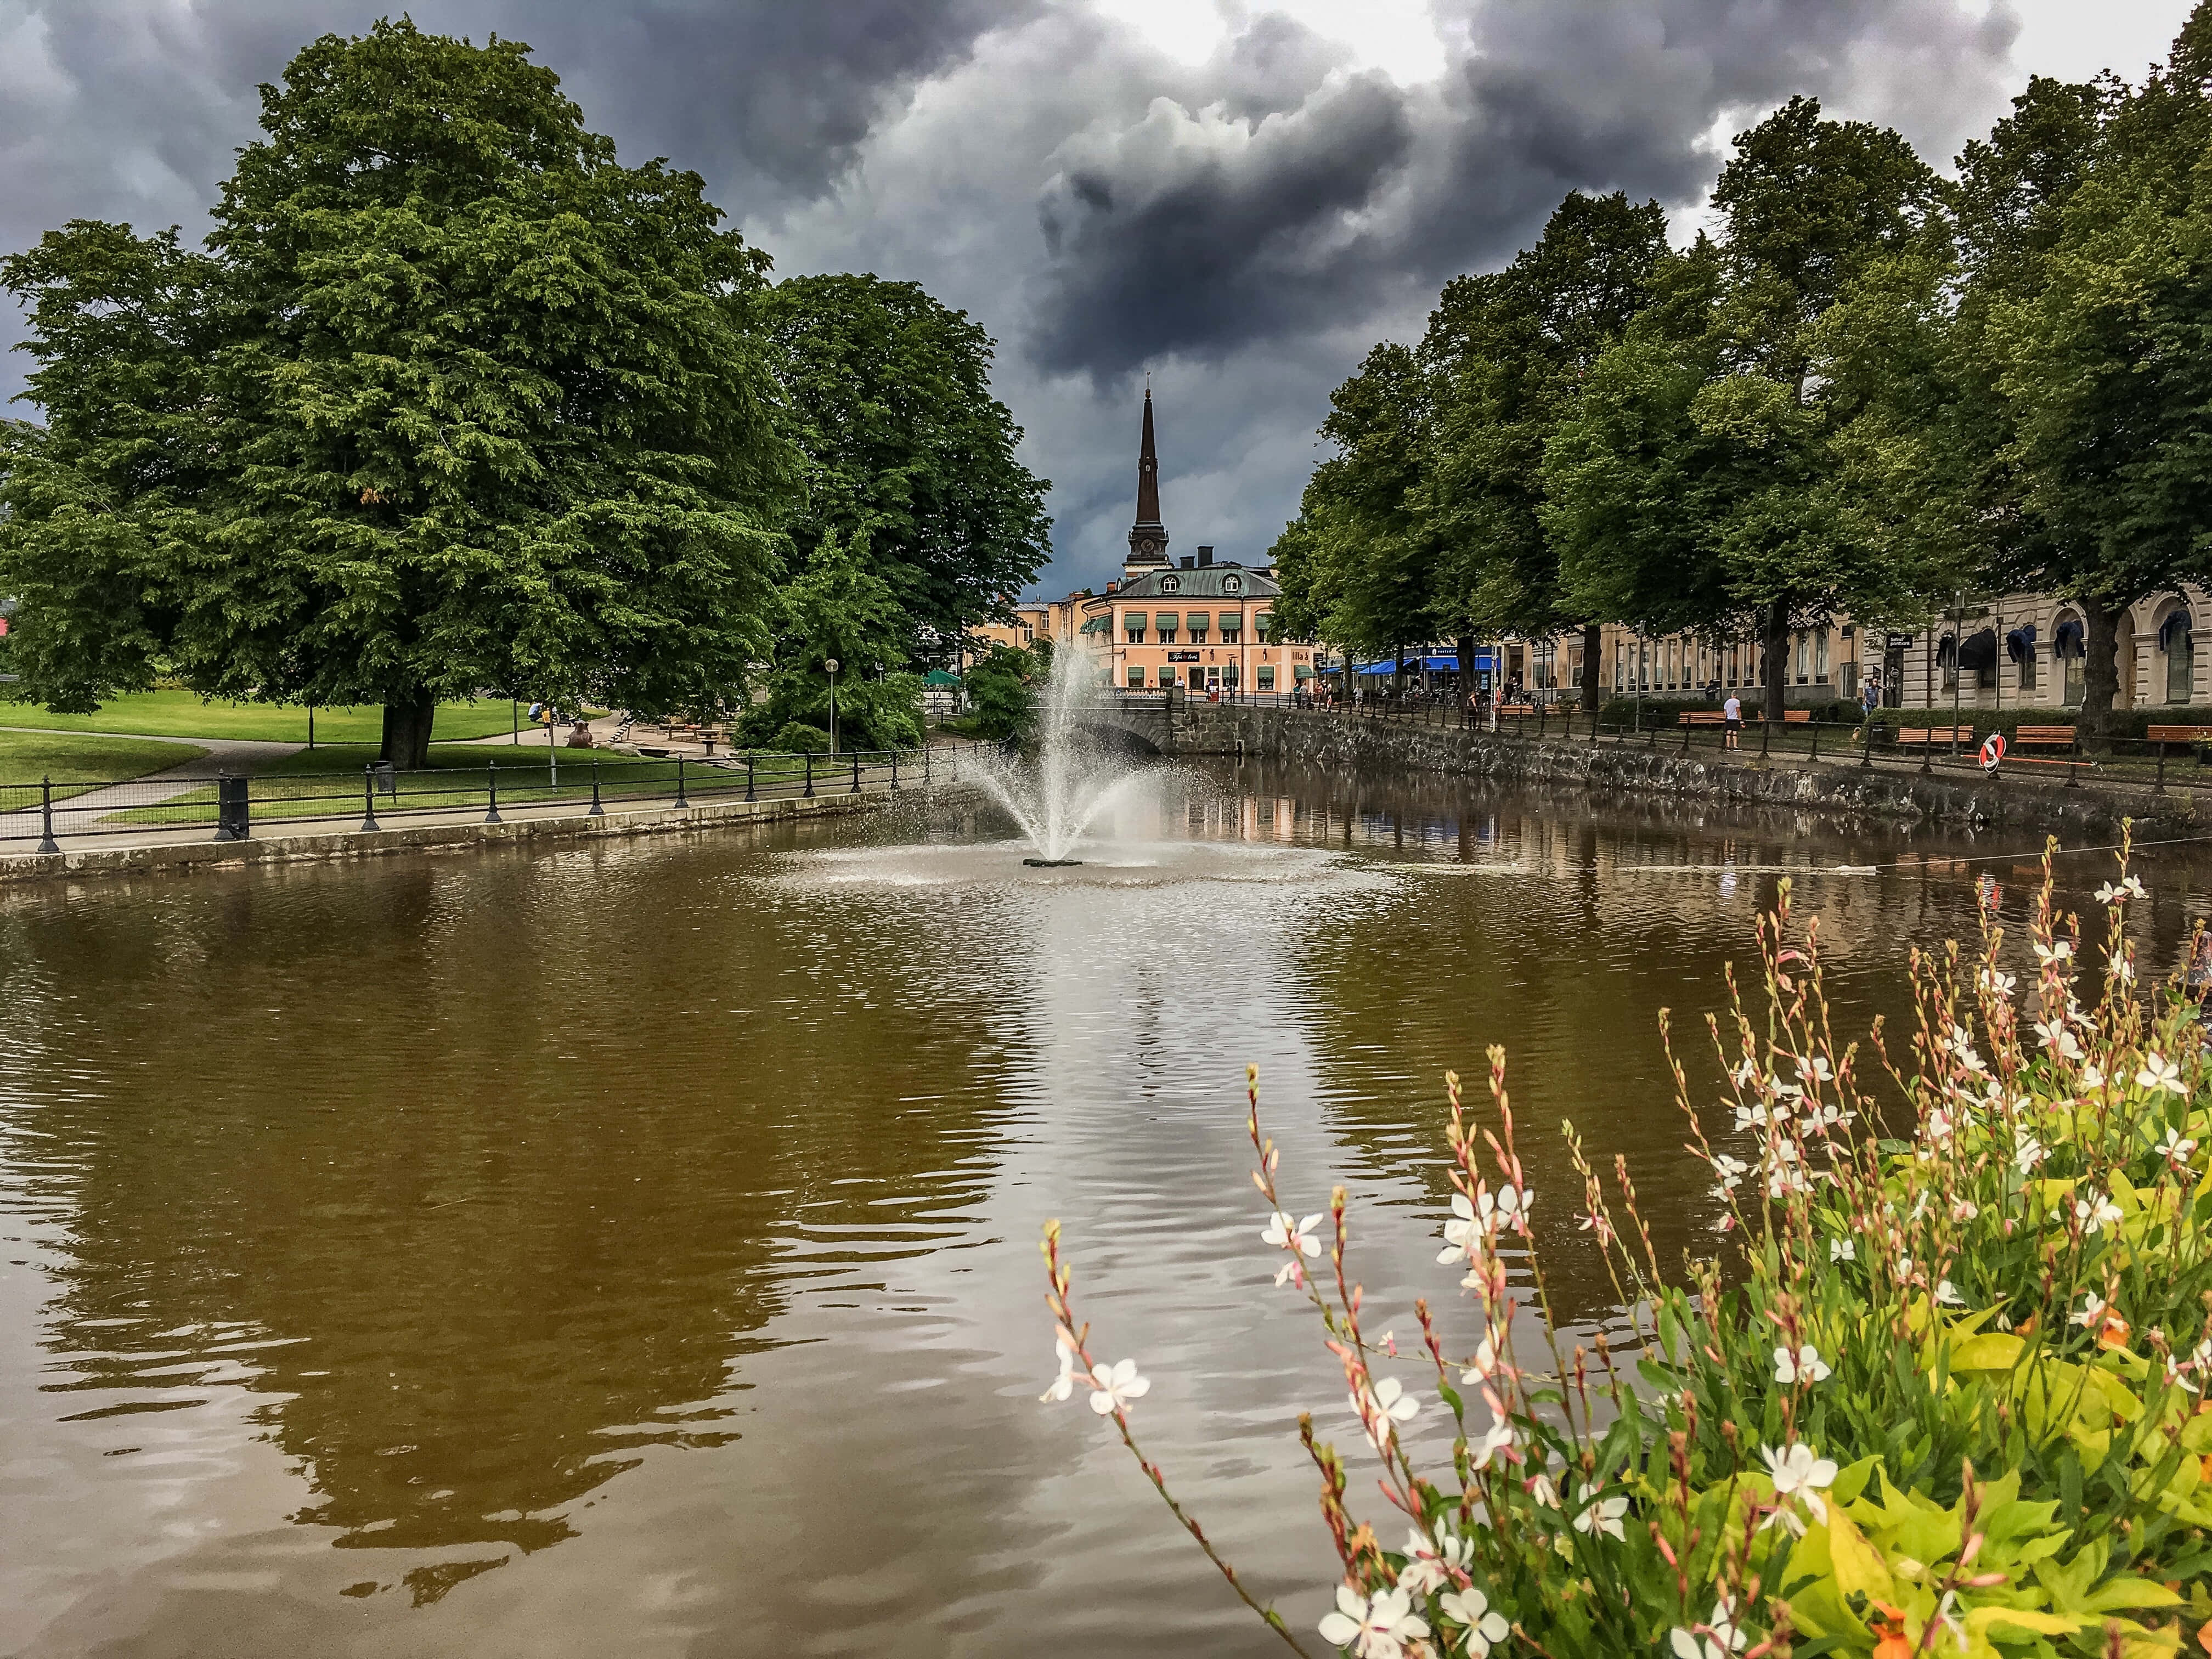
[
  {"x1": 1159, "y1": 667, "x2": 1177, "y2": 687},
  {"x1": 1257, "y1": 667, "x2": 1276, "y2": 691},
  {"x1": 1814, "y1": 631, "x2": 1829, "y2": 684},
  {"x1": 2018, "y1": 643, "x2": 2037, "y2": 692},
  {"x1": 1795, "y1": 632, "x2": 1809, "y2": 684},
  {"x1": 1125, "y1": 627, "x2": 1144, "y2": 645},
  {"x1": 2165, "y1": 612, "x2": 2194, "y2": 703},
  {"x1": 1127, "y1": 665, "x2": 1146, "y2": 688},
  {"x1": 1938, "y1": 634, "x2": 1958, "y2": 693}
]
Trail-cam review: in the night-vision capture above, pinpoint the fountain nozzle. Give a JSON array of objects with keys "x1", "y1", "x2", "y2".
[{"x1": 1023, "y1": 857, "x2": 1083, "y2": 867}]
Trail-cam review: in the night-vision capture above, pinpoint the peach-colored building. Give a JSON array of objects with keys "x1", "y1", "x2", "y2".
[{"x1": 1070, "y1": 390, "x2": 1314, "y2": 693}]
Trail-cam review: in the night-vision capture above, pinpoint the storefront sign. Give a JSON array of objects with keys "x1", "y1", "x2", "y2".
[{"x1": 1166, "y1": 651, "x2": 1200, "y2": 662}]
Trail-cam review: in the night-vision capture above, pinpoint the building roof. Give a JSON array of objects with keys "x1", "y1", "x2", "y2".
[{"x1": 1108, "y1": 565, "x2": 1280, "y2": 601}]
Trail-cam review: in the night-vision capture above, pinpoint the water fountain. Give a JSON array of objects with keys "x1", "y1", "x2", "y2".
[{"x1": 969, "y1": 652, "x2": 1156, "y2": 866}]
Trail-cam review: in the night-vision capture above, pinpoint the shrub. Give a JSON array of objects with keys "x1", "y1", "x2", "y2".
[
  {"x1": 764, "y1": 720, "x2": 830, "y2": 753},
  {"x1": 1043, "y1": 836, "x2": 2212, "y2": 1656}
]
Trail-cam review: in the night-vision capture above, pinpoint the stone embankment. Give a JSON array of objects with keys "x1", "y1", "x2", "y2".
[{"x1": 1167, "y1": 704, "x2": 2204, "y2": 839}]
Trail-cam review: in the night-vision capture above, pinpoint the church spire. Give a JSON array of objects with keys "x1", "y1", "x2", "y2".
[{"x1": 1126, "y1": 387, "x2": 1170, "y2": 573}]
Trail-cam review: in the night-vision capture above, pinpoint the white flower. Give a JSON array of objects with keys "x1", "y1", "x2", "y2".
[
  {"x1": 2138, "y1": 1053, "x2": 2184, "y2": 1094},
  {"x1": 1087, "y1": 1358, "x2": 1150, "y2": 1415},
  {"x1": 1436, "y1": 1193, "x2": 1483, "y2": 1263},
  {"x1": 1774, "y1": 1344, "x2": 1831, "y2": 1385},
  {"x1": 1528, "y1": 1472, "x2": 1559, "y2": 1508},
  {"x1": 1978, "y1": 967, "x2": 2017, "y2": 996},
  {"x1": 2081, "y1": 1062, "x2": 2107, "y2": 1091},
  {"x1": 2033, "y1": 938, "x2": 2075, "y2": 964},
  {"x1": 1319, "y1": 1584, "x2": 1429, "y2": 1659},
  {"x1": 1438, "y1": 1587, "x2": 1511, "y2": 1656},
  {"x1": 1798, "y1": 1056, "x2": 1835, "y2": 1085},
  {"x1": 1042, "y1": 1337, "x2": 1080, "y2": 1403},
  {"x1": 2125, "y1": 874, "x2": 2149, "y2": 900},
  {"x1": 1711, "y1": 1154, "x2": 1749, "y2": 1195},
  {"x1": 1461, "y1": 1333, "x2": 1503, "y2": 1384},
  {"x1": 1731, "y1": 1058, "x2": 1761, "y2": 1089},
  {"x1": 2033, "y1": 1018, "x2": 2084, "y2": 1059},
  {"x1": 2097, "y1": 881, "x2": 2131, "y2": 906},
  {"x1": 1571, "y1": 1482, "x2": 1629, "y2": 1541},
  {"x1": 1397, "y1": 1526, "x2": 1474, "y2": 1595},
  {"x1": 1355, "y1": 1376, "x2": 1419, "y2": 1451},
  {"x1": 1468, "y1": 1415, "x2": 1518, "y2": 1471},
  {"x1": 1936, "y1": 1279, "x2": 1966, "y2": 1307},
  {"x1": 1265, "y1": 1210, "x2": 1327, "y2": 1258},
  {"x1": 2109, "y1": 951, "x2": 2136, "y2": 985},
  {"x1": 1478, "y1": 1184, "x2": 1534, "y2": 1235},
  {"x1": 1829, "y1": 1236, "x2": 1855, "y2": 1262},
  {"x1": 2075, "y1": 1192, "x2": 2123, "y2": 1235},
  {"x1": 1760, "y1": 1441, "x2": 1839, "y2": 1523},
  {"x1": 2013, "y1": 1133, "x2": 2046, "y2": 1173},
  {"x1": 1669, "y1": 1597, "x2": 1749, "y2": 1659},
  {"x1": 2159, "y1": 1124, "x2": 2198, "y2": 1167},
  {"x1": 2073, "y1": 1293, "x2": 2109, "y2": 1328}
]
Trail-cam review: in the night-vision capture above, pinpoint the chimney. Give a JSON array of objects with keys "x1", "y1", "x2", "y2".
[
  {"x1": 1105, "y1": 580, "x2": 1118, "y2": 593},
  {"x1": 1180, "y1": 555, "x2": 1195, "y2": 570},
  {"x1": 1197, "y1": 546, "x2": 1214, "y2": 567}
]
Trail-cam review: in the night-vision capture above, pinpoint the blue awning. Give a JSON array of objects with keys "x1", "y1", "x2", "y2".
[{"x1": 1352, "y1": 652, "x2": 1494, "y2": 674}]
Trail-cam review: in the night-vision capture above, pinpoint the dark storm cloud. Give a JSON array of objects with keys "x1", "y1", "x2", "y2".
[
  {"x1": 1023, "y1": 0, "x2": 2022, "y2": 378},
  {"x1": 0, "y1": 0, "x2": 2046, "y2": 595}
]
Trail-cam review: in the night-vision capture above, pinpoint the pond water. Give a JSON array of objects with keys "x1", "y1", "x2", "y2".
[{"x1": 4, "y1": 761, "x2": 2209, "y2": 1658}]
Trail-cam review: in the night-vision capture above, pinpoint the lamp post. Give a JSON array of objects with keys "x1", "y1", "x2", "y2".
[{"x1": 825, "y1": 658, "x2": 840, "y2": 756}]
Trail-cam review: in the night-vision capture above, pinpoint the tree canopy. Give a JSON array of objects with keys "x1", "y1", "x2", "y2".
[{"x1": 754, "y1": 273, "x2": 1052, "y2": 655}]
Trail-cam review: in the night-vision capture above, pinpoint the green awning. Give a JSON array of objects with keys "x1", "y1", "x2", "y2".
[
  {"x1": 1218, "y1": 611, "x2": 1241, "y2": 629},
  {"x1": 1294, "y1": 664, "x2": 1314, "y2": 680},
  {"x1": 1079, "y1": 616, "x2": 1110, "y2": 635},
  {"x1": 1154, "y1": 612, "x2": 1179, "y2": 629},
  {"x1": 1256, "y1": 613, "x2": 1274, "y2": 639},
  {"x1": 1122, "y1": 612, "x2": 1147, "y2": 629},
  {"x1": 924, "y1": 668, "x2": 960, "y2": 686}
]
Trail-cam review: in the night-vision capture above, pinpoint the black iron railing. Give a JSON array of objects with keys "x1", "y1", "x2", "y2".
[{"x1": 1, "y1": 744, "x2": 985, "y2": 852}]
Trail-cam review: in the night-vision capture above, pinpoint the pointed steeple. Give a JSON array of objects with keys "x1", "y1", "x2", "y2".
[{"x1": 1126, "y1": 387, "x2": 1170, "y2": 575}]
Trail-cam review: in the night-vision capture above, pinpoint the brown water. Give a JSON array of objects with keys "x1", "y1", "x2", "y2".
[{"x1": 4, "y1": 761, "x2": 2208, "y2": 1658}]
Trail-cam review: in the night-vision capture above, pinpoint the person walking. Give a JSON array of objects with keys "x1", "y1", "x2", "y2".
[{"x1": 1723, "y1": 690, "x2": 1742, "y2": 750}]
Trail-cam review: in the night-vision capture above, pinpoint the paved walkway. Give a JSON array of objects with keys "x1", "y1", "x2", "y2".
[{"x1": 0, "y1": 727, "x2": 306, "y2": 818}]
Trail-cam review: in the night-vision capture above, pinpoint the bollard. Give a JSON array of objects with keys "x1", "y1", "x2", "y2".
[
  {"x1": 360, "y1": 766, "x2": 382, "y2": 833},
  {"x1": 1809, "y1": 722, "x2": 1820, "y2": 762},
  {"x1": 804, "y1": 753, "x2": 814, "y2": 798},
  {"x1": 890, "y1": 752, "x2": 899, "y2": 791},
  {"x1": 1860, "y1": 718, "x2": 1875, "y2": 770},
  {"x1": 746, "y1": 754, "x2": 757, "y2": 802},
  {"x1": 2067, "y1": 757, "x2": 2080, "y2": 788},
  {"x1": 36, "y1": 776, "x2": 59, "y2": 855},
  {"x1": 2155, "y1": 742, "x2": 2169, "y2": 795},
  {"x1": 1649, "y1": 720, "x2": 1658, "y2": 751},
  {"x1": 1919, "y1": 734, "x2": 1933, "y2": 775},
  {"x1": 1681, "y1": 720, "x2": 1692, "y2": 755},
  {"x1": 851, "y1": 754, "x2": 861, "y2": 794},
  {"x1": 675, "y1": 755, "x2": 690, "y2": 809},
  {"x1": 484, "y1": 764, "x2": 503, "y2": 823},
  {"x1": 1759, "y1": 719, "x2": 1771, "y2": 760},
  {"x1": 588, "y1": 760, "x2": 605, "y2": 817}
]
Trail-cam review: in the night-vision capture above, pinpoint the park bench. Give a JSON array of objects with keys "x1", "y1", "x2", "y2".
[
  {"x1": 1895, "y1": 726, "x2": 1974, "y2": 748},
  {"x1": 2016, "y1": 725, "x2": 2078, "y2": 750},
  {"x1": 1498, "y1": 703, "x2": 1537, "y2": 718},
  {"x1": 2146, "y1": 725, "x2": 2212, "y2": 746},
  {"x1": 1783, "y1": 709, "x2": 1810, "y2": 724},
  {"x1": 1684, "y1": 710, "x2": 1728, "y2": 726}
]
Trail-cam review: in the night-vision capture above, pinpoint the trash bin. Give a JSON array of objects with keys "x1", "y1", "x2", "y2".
[
  {"x1": 371, "y1": 760, "x2": 397, "y2": 797},
  {"x1": 213, "y1": 774, "x2": 251, "y2": 842}
]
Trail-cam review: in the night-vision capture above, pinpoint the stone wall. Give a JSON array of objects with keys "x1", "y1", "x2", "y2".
[{"x1": 1153, "y1": 704, "x2": 2203, "y2": 839}]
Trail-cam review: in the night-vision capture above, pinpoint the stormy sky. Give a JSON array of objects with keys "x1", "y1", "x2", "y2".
[{"x1": 0, "y1": 1, "x2": 2196, "y2": 599}]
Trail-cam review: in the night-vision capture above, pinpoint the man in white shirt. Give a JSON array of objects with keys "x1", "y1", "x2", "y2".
[{"x1": 1723, "y1": 692, "x2": 1742, "y2": 749}]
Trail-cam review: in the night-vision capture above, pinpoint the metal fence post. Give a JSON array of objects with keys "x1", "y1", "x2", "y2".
[
  {"x1": 890, "y1": 751, "x2": 900, "y2": 791},
  {"x1": 675, "y1": 755, "x2": 690, "y2": 809},
  {"x1": 804, "y1": 753, "x2": 814, "y2": 798},
  {"x1": 360, "y1": 766, "x2": 381, "y2": 833},
  {"x1": 923, "y1": 744, "x2": 932, "y2": 785},
  {"x1": 213, "y1": 773, "x2": 251, "y2": 842},
  {"x1": 1681, "y1": 720, "x2": 1692, "y2": 755},
  {"x1": 1759, "y1": 718, "x2": 1771, "y2": 760},
  {"x1": 588, "y1": 760, "x2": 605, "y2": 817},
  {"x1": 1809, "y1": 721, "x2": 1821, "y2": 762},
  {"x1": 2155, "y1": 742, "x2": 2169, "y2": 795},
  {"x1": 36, "y1": 777, "x2": 59, "y2": 855},
  {"x1": 1861, "y1": 717, "x2": 1875, "y2": 770},
  {"x1": 746, "y1": 754, "x2": 757, "y2": 802},
  {"x1": 484, "y1": 764, "x2": 503, "y2": 823},
  {"x1": 851, "y1": 754, "x2": 861, "y2": 794}
]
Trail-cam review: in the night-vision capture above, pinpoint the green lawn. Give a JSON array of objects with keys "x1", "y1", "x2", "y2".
[
  {"x1": 0, "y1": 690, "x2": 540, "y2": 744},
  {"x1": 0, "y1": 729, "x2": 209, "y2": 790}
]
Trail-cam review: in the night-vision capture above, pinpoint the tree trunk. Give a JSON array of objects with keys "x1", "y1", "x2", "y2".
[
  {"x1": 1763, "y1": 599, "x2": 1790, "y2": 728},
  {"x1": 1581, "y1": 622, "x2": 1602, "y2": 713},
  {"x1": 381, "y1": 695, "x2": 437, "y2": 770},
  {"x1": 1456, "y1": 634, "x2": 1479, "y2": 713},
  {"x1": 2080, "y1": 596, "x2": 2122, "y2": 749}
]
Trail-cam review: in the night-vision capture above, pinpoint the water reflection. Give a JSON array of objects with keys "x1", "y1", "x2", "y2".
[{"x1": 3, "y1": 763, "x2": 2209, "y2": 1656}]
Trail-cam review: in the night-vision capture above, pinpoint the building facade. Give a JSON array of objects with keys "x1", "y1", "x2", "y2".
[
  {"x1": 1587, "y1": 618, "x2": 1869, "y2": 705},
  {"x1": 1889, "y1": 588, "x2": 2205, "y2": 714},
  {"x1": 1074, "y1": 392, "x2": 1316, "y2": 693}
]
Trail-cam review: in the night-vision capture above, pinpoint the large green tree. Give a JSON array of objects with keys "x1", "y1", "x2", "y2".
[
  {"x1": 1422, "y1": 191, "x2": 1670, "y2": 710},
  {"x1": 741, "y1": 528, "x2": 919, "y2": 753},
  {"x1": 754, "y1": 273, "x2": 1051, "y2": 654},
  {"x1": 0, "y1": 19, "x2": 794, "y2": 765}
]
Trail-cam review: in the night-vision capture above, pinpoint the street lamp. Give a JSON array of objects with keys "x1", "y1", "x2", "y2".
[{"x1": 825, "y1": 657, "x2": 840, "y2": 755}]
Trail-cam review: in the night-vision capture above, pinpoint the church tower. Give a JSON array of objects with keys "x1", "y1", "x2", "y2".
[{"x1": 1124, "y1": 388, "x2": 1171, "y2": 582}]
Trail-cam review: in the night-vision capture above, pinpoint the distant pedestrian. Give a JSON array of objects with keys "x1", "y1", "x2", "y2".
[{"x1": 1723, "y1": 691, "x2": 1742, "y2": 749}]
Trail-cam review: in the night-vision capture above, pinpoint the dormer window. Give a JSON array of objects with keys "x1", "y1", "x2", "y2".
[
  {"x1": 1160, "y1": 575, "x2": 1180, "y2": 593},
  {"x1": 1223, "y1": 575, "x2": 1242, "y2": 594}
]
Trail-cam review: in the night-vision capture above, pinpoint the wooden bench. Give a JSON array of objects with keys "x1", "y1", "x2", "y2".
[
  {"x1": 1896, "y1": 726, "x2": 1974, "y2": 748},
  {"x1": 1498, "y1": 703, "x2": 1537, "y2": 718},
  {"x1": 2016, "y1": 725, "x2": 2078, "y2": 749},
  {"x1": 2146, "y1": 725, "x2": 2212, "y2": 745},
  {"x1": 1683, "y1": 710, "x2": 1728, "y2": 725},
  {"x1": 1784, "y1": 708, "x2": 1810, "y2": 723}
]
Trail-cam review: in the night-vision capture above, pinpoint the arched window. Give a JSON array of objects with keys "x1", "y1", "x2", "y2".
[
  {"x1": 1936, "y1": 633, "x2": 1957, "y2": 693},
  {"x1": 1222, "y1": 574, "x2": 1242, "y2": 594},
  {"x1": 2163, "y1": 607, "x2": 2194, "y2": 703},
  {"x1": 1160, "y1": 575, "x2": 1180, "y2": 593},
  {"x1": 2054, "y1": 615, "x2": 2085, "y2": 706}
]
